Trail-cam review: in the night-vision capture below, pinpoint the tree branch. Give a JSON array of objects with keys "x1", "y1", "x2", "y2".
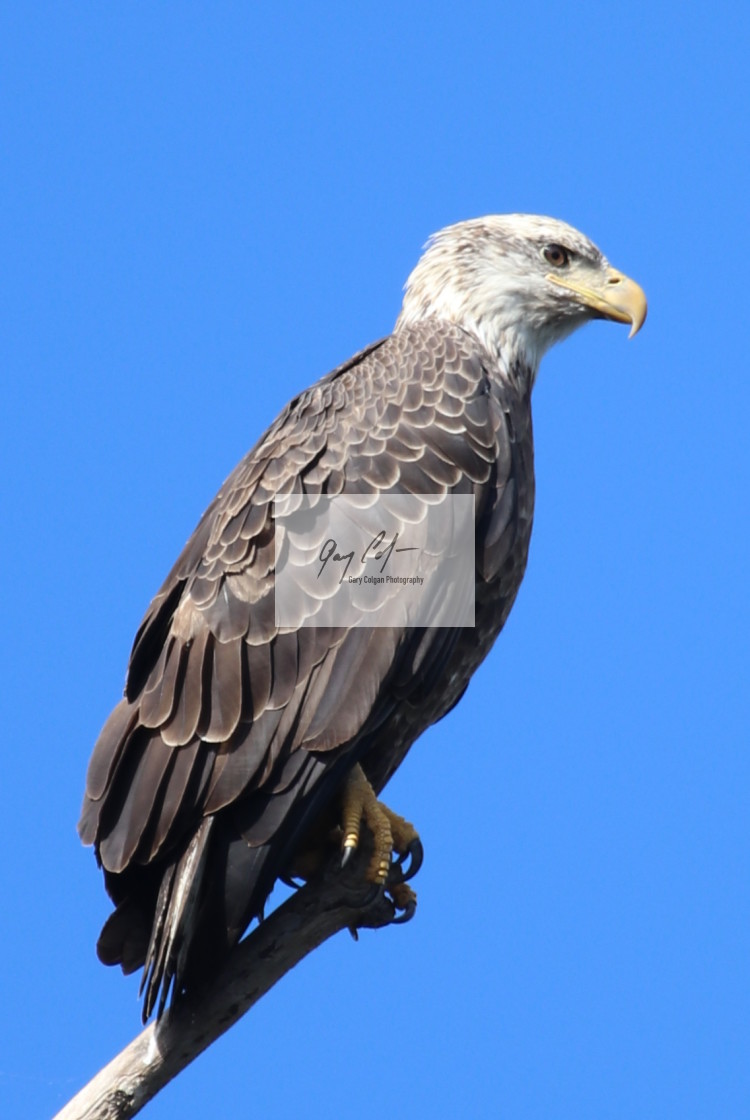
[{"x1": 54, "y1": 848, "x2": 397, "y2": 1120}]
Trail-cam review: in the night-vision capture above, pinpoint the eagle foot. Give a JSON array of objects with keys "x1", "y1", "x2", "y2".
[
  {"x1": 340, "y1": 763, "x2": 421, "y2": 888},
  {"x1": 346, "y1": 881, "x2": 418, "y2": 939}
]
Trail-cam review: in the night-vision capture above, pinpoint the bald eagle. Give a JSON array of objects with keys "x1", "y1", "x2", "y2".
[{"x1": 79, "y1": 215, "x2": 646, "y2": 1020}]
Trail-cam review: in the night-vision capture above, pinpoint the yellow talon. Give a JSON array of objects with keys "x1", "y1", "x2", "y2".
[
  {"x1": 339, "y1": 763, "x2": 420, "y2": 887},
  {"x1": 340, "y1": 763, "x2": 392, "y2": 883}
]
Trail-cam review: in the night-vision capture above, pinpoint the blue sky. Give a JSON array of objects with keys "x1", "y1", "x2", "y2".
[{"x1": 2, "y1": 5, "x2": 748, "y2": 1118}]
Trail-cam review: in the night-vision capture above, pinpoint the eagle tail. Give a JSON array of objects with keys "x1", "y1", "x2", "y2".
[{"x1": 139, "y1": 816, "x2": 214, "y2": 1022}]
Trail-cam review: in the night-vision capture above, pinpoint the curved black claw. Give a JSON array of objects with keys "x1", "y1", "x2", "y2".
[
  {"x1": 389, "y1": 896, "x2": 417, "y2": 925},
  {"x1": 388, "y1": 837, "x2": 424, "y2": 885}
]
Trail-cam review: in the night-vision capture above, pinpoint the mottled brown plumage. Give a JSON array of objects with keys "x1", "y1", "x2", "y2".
[{"x1": 79, "y1": 215, "x2": 646, "y2": 1019}]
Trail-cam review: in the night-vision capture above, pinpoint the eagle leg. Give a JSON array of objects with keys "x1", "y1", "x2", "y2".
[{"x1": 340, "y1": 763, "x2": 421, "y2": 888}]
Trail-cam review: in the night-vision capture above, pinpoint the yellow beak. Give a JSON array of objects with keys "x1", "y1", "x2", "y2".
[{"x1": 547, "y1": 267, "x2": 648, "y2": 338}]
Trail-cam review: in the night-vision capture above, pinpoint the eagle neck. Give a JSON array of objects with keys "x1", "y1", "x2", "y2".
[{"x1": 475, "y1": 329, "x2": 536, "y2": 400}]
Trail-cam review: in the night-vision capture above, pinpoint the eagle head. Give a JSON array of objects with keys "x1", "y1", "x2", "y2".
[{"x1": 397, "y1": 214, "x2": 647, "y2": 377}]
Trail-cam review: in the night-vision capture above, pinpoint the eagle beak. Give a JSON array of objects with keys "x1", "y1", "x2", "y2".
[{"x1": 547, "y1": 267, "x2": 648, "y2": 338}]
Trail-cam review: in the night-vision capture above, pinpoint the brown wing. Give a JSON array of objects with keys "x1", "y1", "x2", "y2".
[{"x1": 78, "y1": 323, "x2": 517, "y2": 1017}]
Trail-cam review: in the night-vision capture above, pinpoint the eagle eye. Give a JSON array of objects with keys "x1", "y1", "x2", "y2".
[{"x1": 543, "y1": 243, "x2": 570, "y2": 268}]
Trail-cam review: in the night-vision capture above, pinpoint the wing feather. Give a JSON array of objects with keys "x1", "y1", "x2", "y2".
[
  {"x1": 203, "y1": 635, "x2": 244, "y2": 742},
  {"x1": 83, "y1": 699, "x2": 139, "y2": 804},
  {"x1": 267, "y1": 631, "x2": 299, "y2": 711},
  {"x1": 160, "y1": 626, "x2": 211, "y2": 747},
  {"x1": 139, "y1": 638, "x2": 186, "y2": 729},
  {"x1": 144, "y1": 739, "x2": 212, "y2": 861},
  {"x1": 202, "y1": 708, "x2": 285, "y2": 814},
  {"x1": 97, "y1": 734, "x2": 172, "y2": 873}
]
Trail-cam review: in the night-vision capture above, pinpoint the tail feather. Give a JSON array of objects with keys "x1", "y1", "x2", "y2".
[
  {"x1": 140, "y1": 816, "x2": 214, "y2": 1021},
  {"x1": 96, "y1": 898, "x2": 150, "y2": 975}
]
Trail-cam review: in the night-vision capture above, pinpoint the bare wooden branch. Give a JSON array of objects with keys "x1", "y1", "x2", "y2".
[{"x1": 54, "y1": 848, "x2": 398, "y2": 1120}]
